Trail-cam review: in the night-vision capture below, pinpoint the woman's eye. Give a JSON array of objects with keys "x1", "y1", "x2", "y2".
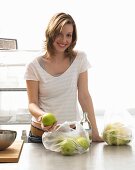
[{"x1": 67, "y1": 34, "x2": 72, "y2": 37}]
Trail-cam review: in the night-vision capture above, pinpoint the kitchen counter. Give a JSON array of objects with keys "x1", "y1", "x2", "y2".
[{"x1": 0, "y1": 141, "x2": 135, "y2": 170}]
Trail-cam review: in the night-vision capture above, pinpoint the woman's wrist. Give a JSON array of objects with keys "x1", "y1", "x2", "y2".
[
  {"x1": 37, "y1": 113, "x2": 46, "y2": 122},
  {"x1": 37, "y1": 115, "x2": 42, "y2": 122}
]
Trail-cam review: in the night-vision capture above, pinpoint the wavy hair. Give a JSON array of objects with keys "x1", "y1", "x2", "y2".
[{"x1": 44, "y1": 12, "x2": 77, "y2": 58}]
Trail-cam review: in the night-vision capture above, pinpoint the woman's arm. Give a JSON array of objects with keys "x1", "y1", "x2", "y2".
[
  {"x1": 26, "y1": 80, "x2": 45, "y2": 120},
  {"x1": 26, "y1": 80, "x2": 57, "y2": 131},
  {"x1": 78, "y1": 71, "x2": 103, "y2": 142}
]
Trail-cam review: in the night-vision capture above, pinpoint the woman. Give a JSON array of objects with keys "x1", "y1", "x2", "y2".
[{"x1": 24, "y1": 12, "x2": 103, "y2": 142}]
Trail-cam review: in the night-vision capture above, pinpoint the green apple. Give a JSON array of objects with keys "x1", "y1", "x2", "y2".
[
  {"x1": 60, "y1": 138, "x2": 76, "y2": 156},
  {"x1": 42, "y1": 113, "x2": 57, "y2": 126},
  {"x1": 76, "y1": 136, "x2": 90, "y2": 150}
]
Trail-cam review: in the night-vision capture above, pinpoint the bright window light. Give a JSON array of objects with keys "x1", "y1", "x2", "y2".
[{"x1": 0, "y1": 0, "x2": 135, "y2": 115}]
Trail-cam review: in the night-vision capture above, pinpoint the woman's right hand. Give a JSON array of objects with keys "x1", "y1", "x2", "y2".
[{"x1": 41, "y1": 122, "x2": 58, "y2": 132}]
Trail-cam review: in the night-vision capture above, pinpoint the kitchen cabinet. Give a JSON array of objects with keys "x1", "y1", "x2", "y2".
[{"x1": 0, "y1": 50, "x2": 40, "y2": 124}]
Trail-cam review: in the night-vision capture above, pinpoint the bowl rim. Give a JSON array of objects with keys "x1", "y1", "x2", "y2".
[{"x1": 0, "y1": 129, "x2": 17, "y2": 134}]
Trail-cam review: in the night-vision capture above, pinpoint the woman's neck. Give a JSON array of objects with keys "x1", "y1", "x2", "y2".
[{"x1": 46, "y1": 52, "x2": 66, "y2": 62}]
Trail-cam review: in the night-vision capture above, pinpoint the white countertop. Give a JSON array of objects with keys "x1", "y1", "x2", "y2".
[
  {"x1": 1, "y1": 141, "x2": 135, "y2": 170},
  {"x1": 1, "y1": 116, "x2": 135, "y2": 170}
]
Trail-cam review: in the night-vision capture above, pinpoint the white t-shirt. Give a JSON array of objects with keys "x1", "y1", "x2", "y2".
[{"x1": 24, "y1": 51, "x2": 91, "y2": 123}]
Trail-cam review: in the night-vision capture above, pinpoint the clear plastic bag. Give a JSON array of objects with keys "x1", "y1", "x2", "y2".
[
  {"x1": 42, "y1": 121, "x2": 91, "y2": 156},
  {"x1": 102, "y1": 109, "x2": 133, "y2": 145}
]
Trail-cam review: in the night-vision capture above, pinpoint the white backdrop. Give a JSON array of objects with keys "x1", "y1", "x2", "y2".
[{"x1": 0, "y1": 0, "x2": 135, "y2": 112}]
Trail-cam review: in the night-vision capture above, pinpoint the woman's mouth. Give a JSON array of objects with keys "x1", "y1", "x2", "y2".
[{"x1": 57, "y1": 43, "x2": 67, "y2": 48}]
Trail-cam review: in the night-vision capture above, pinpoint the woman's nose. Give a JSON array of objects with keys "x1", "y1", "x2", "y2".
[{"x1": 60, "y1": 35, "x2": 67, "y2": 43}]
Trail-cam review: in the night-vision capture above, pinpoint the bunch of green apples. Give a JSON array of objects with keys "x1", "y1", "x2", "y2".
[
  {"x1": 103, "y1": 122, "x2": 132, "y2": 145},
  {"x1": 58, "y1": 136, "x2": 90, "y2": 156}
]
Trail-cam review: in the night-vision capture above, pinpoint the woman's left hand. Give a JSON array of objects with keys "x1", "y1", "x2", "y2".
[{"x1": 92, "y1": 135, "x2": 104, "y2": 142}]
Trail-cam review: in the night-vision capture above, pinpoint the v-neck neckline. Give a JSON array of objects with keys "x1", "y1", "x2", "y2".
[{"x1": 37, "y1": 51, "x2": 78, "y2": 78}]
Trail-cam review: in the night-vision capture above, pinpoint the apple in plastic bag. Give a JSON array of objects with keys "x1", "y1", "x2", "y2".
[
  {"x1": 60, "y1": 138, "x2": 76, "y2": 156},
  {"x1": 103, "y1": 122, "x2": 132, "y2": 145},
  {"x1": 76, "y1": 136, "x2": 90, "y2": 150},
  {"x1": 42, "y1": 113, "x2": 57, "y2": 126}
]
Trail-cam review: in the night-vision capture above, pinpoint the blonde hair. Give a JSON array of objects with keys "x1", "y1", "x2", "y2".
[{"x1": 45, "y1": 12, "x2": 77, "y2": 58}]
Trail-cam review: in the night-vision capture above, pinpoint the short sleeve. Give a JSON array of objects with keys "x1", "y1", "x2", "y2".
[
  {"x1": 24, "y1": 62, "x2": 39, "y2": 81},
  {"x1": 79, "y1": 52, "x2": 91, "y2": 73}
]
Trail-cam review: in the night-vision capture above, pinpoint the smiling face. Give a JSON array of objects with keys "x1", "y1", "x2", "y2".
[
  {"x1": 45, "y1": 13, "x2": 77, "y2": 57},
  {"x1": 53, "y1": 24, "x2": 73, "y2": 54}
]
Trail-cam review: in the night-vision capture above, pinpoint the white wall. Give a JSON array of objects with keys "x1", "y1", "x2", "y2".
[{"x1": 0, "y1": 0, "x2": 135, "y2": 112}]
